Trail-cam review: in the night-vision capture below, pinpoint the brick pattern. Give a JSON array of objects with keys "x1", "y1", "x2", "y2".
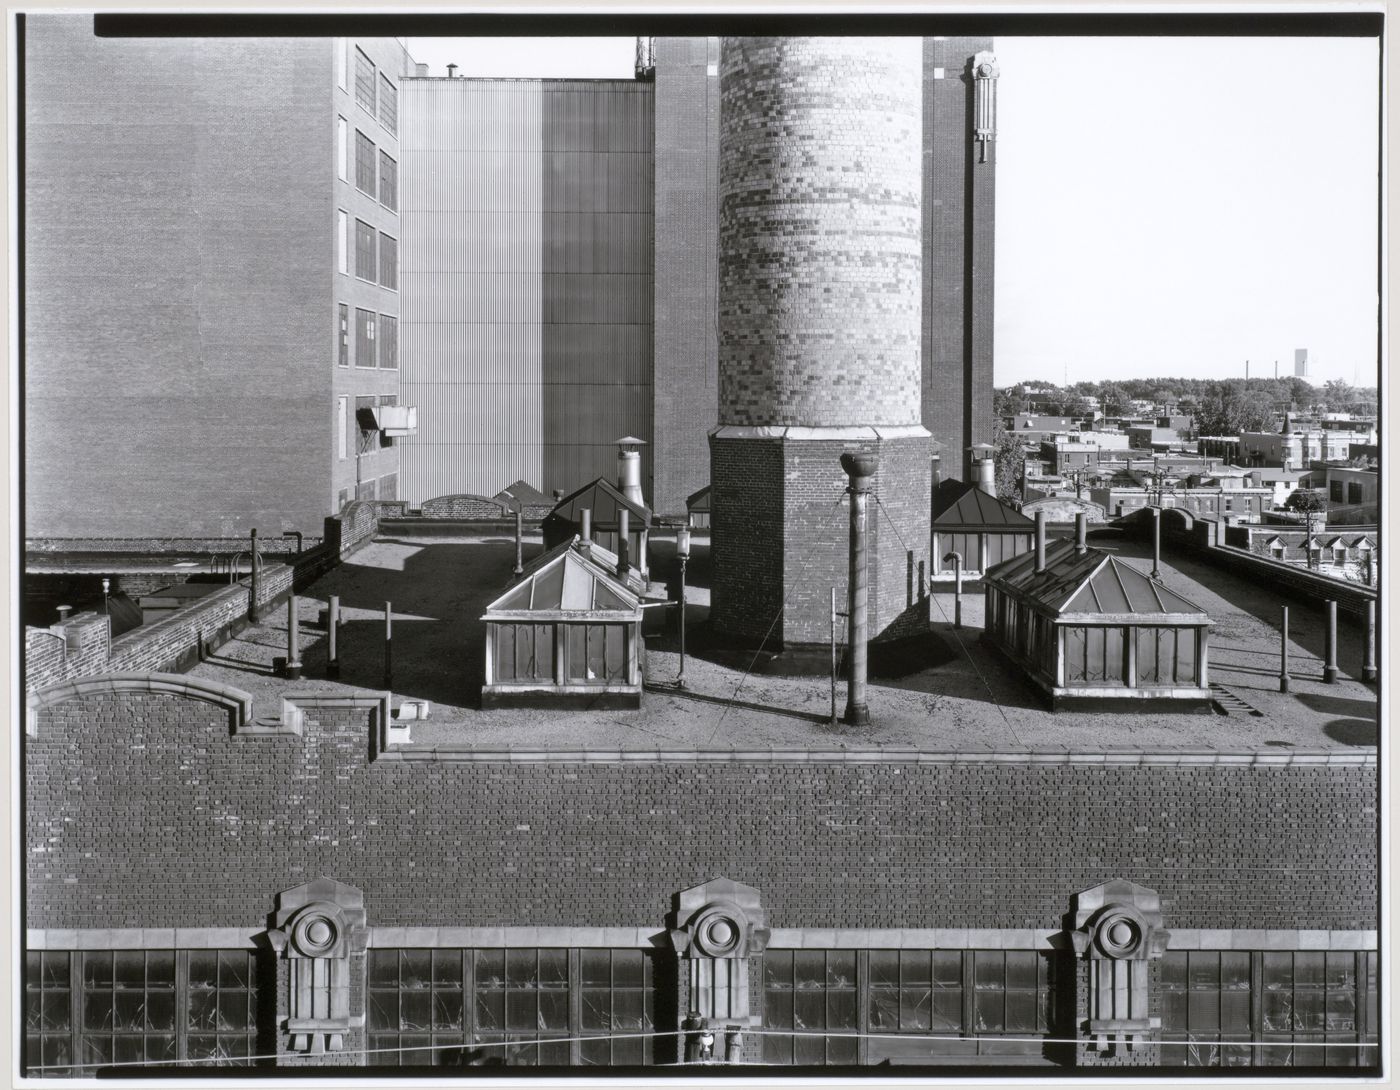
[
  {"x1": 717, "y1": 38, "x2": 923, "y2": 427},
  {"x1": 25, "y1": 536, "x2": 319, "y2": 557},
  {"x1": 710, "y1": 434, "x2": 930, "y2": 646},
  {"x1": 419, "y1": 494, "x2": 512, "y2": 519},
  {"x1": 26, "y1": 690, "x2": 1377, "y2": 933}
]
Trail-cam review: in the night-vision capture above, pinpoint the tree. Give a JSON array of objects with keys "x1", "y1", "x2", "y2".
[
  {"x1": 1323, "y1": 378, "x2": 1353, "y2": 412},
  {"x1": 1190, "y1": 380, "x2": 1275, "y2": 438},
  {"x1": 1097, "y1": 382, "x2": 1133, "y2": 417},
  {"x1": 1285, "y1": 489, "x2": 1329, "y2": 569},
  {"x1": 990, "y1": 419, "x2": 1026, "y2": 504}
]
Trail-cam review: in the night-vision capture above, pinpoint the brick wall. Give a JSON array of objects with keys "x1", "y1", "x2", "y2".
[
  {"x1": 419, "y1": 494, "x2": 512, "y2": 519},
  {"x1": 717, "y1": 38, "x2": 923, "y2": 428},
  {"x1": 25, "y1": 16, "x2": 336, "y2": 538},
  {"x1": 26, "y1": 690, "x2": 1378, "y2": 932}
]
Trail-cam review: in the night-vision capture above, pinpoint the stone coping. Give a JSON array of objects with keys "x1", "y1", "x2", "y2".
[
  {"x1": 28, "y1": 927, "x2": 1377, "y2": 952},
  {"x1": 377, "y1": 746, "x2": 1375, "y2": 766},
  {"x1": 710, "y1": 424, "x2": 932, "y2": 441}
]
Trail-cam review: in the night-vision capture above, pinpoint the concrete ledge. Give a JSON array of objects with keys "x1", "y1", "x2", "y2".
[
  {"x1": 708, "y1": 424, "x2": 932, "y2": 441},
  {"x1": 27, "y1": 671, "x2": 255, "y2": 735},
  {"x1": 375, "y1": 746, "x2": 1376, "y2": 766}
]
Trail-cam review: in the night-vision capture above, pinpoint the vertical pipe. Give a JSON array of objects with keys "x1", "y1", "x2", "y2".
[
  {"x1": 830, "y1": 586, "x2": 838, "y2": 726},
  {"x1": 328, "y1": 595, "x2": 341, "y2": 679},
  {"x1": 286, "y1": 594, "x2": 302, "y2": 680},
  {"x1": 248, "y1": 528, "x2": 260, "y2": 621},
  {"x1": 384, "y1": 600, "x2": 394, "y2": 690},
  {"x1": 617, "y1": 509, "x2": 630, "y2": 576},
  {"x1": 580, "y1": 508, "x2": 592, "y2": 555},
  {"x1": 1075, "y1": 512, "x2": 1087, "y2": 554},
  {"x1": 906, "y1": 550, "x2": 914, "y2": 607},
  {"x1": 841, "y1": 452, "x2": 877, "y2": 726},
  {"x1": 677, "y1": 553, "x2": 688, "y2": 689},
  {"x1": 918, "y1": 559, "x2": 926, "y2": 601},
  {"x1": 1151, "y1": 507, "x2": 1162, "y2": 579},
  {"x1": 1323, "y1": 600, "x2": 1338, "y2": 684},
  {"x1": 953, "y1": 553, "x2": 963, "y2": 628},
  {"x1": 1033, "y1": 510, "x2": 1047, "y2": 573},
  {"x1": 513, "y1": 509, "x2": 524, "y2": 576},
  {"x1": 1362, "y1": 600, "x2": 1377, "y2": 682},
  {"x1": 1279, "y1": 605, "x2": 1290, "y2": 692}
]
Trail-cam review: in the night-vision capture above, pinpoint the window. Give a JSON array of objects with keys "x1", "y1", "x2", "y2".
[
  {"x1": 763, "y1": 951, "x2": 857, "y2": 1065},
  {"x1": 379, "y1": 315, "x2": 398, "y2": 370},
  {"x1": 564, "y1": 624, "x2": 627, "y2": 684},
  {"x1": 1331, "y1": 545, "x2": 1347, "y2": 567},
  {"x1": 355, "y1": 310, "x2": 376, "y2": 369},
  {"x1": 1270, "y1": 542, "x2": 1286, "y2": 561},
  {"x1": 1348, "y1": 482, "x2": 1364, "y2": 505},
  {"x1": 1064, "y1": 626, "x2": 1126, "y2": 685},
  {"x1": 579, "y1": 950, "x2": 654, "y2": 1066},
  {"x1": 1330, "y1": 481, "x2": 1345, "y2": 503},
  {"x1": 24, "y1": 950, "x2": 257, "y2": 1076},
  {"x1": 354, "y1": 47, "x2": 376, "y2": 113},
  {"x1": 494, "y1": 624, "x2": 555, "y2": 682},
  {"x1": 378, "y1": 473, "x2": 398, "y2": 501},
  {"x1": 355, "y1": 220, "x2": 376, "y2": 281},
  {"x1": 379, "y1": 234, "x2": 398, "y2": 290},
  {"x1": 356, "y1": 394, "x2": 377, "y2": 455},
  {"x1": 337, "y1": 304, "x2": 349, "y2": 366},
  {"x1": 337, "y1": 210, "x2": 348, "y2": 274},
  {"x1": 25, "y1": 951, "x2": 74, "y2": 1076},
  {"x1": 476, "y1": 949, "x2": 571, "y2": 1065},
  {"x1": 379, "y1": 151, "x2": 398, "y2": 212},
  {"x1": 1161, "y1": 950, "x2": 1378, "y2": 1068},
  {"x1": 379, "y1": 74, "x2": 398, "y2": 134},
  {"x1": 337, "y1": 117, "x2": 348, "y2": 181},
  {"x1": 1136, "y1": 626, "x2": 1197, "y2": 686},
  {"x1": 337, "y1": 396, "x2": 349, "y2": 459},
  {"x1": 355, "y1": 131, "x2": 376, "y2": 198}
]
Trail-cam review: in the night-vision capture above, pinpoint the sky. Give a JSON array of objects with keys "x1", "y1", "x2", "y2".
[{"x1": 402, "y1": 34, "x2": 1382, "y2": 389}]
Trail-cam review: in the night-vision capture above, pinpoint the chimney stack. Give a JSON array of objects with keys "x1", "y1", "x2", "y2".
[
  {"x1": 1034, "y1": 510, "x2": 1047, "y2": 573},
  {"x1": 617, "y1": 509, "x2": 630, "y2": 577},
  {"x1": 56, "y1": 604, "x2": 73, "y2": 622},
  {"x1": 446, "y1": 63, "x2": 458, "y2": 78},
  {"x1": 579, "y1": 508, "x2": 592, "y2": 555},
  {"x1": 615, "y1": 436, "x2": 647, "y2": 508},
  {"x1": 1075, "y1": 512, "x2": 1087, "y2": 554}
]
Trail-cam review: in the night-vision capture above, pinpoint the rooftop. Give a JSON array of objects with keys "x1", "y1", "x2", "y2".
[{"x1": 184, "y1": 527, "x2": 1377, "y2": 755}]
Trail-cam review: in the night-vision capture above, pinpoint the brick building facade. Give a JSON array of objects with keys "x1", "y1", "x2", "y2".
[{"x1": 22, "y1": 681, "x2": 1380, "y2": 1073}]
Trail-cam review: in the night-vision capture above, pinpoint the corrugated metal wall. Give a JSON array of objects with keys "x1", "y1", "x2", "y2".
[{"x1": 399, "y1": 79, "x2": 654, "y2": 504}]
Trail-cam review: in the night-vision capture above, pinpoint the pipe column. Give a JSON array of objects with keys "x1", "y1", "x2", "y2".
[{"x1": 841, "y1": 451, "x2": 878, "y2": 726}]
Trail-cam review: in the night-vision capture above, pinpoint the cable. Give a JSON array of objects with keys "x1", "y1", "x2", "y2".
[
  {"x1": 26, "y1": 1024, "x2": 1377, "y2": 1073},
  {"x1": 870, "y1": 491, "x2": 1025, "y2": 747},
  {"x1": 702, "y1": 491, "x2": 847, "y2": 746}
]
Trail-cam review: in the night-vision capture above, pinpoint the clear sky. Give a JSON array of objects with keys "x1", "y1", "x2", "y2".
[{"x1": 402, "y1": 35, "x2": 1382, "y2": 389}]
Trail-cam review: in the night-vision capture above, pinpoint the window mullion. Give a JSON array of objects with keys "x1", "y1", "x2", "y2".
[
  {"x1": 568, "y1": 949, "x2": 581, "y2": 1066},
  {"x1": 175, "y1": 950, "x2": 187, "y2": 1062},
  {"x1": 855, "y1": 950, "x2": 869, "y2": 1067}
]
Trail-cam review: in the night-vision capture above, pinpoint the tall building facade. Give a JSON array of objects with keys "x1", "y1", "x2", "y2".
[
  {"x1": 23, "y1": 17, "x2": 410, "y2": 539},
  {"x1": 924, "y1": 37, "x2": 998, "y2": 484},
  {"x1": 397, "y1": 77, "x2": 655, "y2": 503}
]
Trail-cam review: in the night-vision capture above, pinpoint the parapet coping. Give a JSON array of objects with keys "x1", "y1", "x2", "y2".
[
  {"x1": 27, "y1": 927, "x2": 1378, "y2": 952},
  {"x1": 709, "y1": 424, "x2": 932, "y2": 441},
  {"x1": 375, "y1": 746, "x2": 1376, "y2": 766}
]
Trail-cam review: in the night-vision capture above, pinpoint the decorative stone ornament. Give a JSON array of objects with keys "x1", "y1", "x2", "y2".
[
  {"x1": 1071, "y1": 879, "x2": 1170, "y2": 1054},
  {"x1": 971, "y1": 51, "x2": 1000, "y2": 163},
  {"x1": 667, "y1": 878, "x2": 770, "y2": 1031},
  {"x1": 269, "y1": 878, "x2": 368, "y2": 1055}
]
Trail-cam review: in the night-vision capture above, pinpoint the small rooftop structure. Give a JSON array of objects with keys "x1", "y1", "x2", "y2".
[
  {"x1": 982, "y1": 523, "x2": 1213, "y2": 711},
  {"x1": 931, "y1": 479, "x2": 1035, "y2": 577},
  {"x1": 685, "y1": 484, "x2": 711, "y2": 528},
  {"x1": 481, "y1": 538, "x2": 643, "y2": 709},
  {"x1": 543, "y1": 477, "x2": 651, "y2": 575},
  {"x1": 493, "y1": 480, "x2": 554, "y2": 518}
]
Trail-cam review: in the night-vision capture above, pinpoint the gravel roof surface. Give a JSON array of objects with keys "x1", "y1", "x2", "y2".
[{"x1": 187, "y1": 530, "x2": 1377, "y2": 753}]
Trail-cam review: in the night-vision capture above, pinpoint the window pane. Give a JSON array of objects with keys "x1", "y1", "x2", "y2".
[
  {"x1": 505, "y1": 992, "x2": 536, "y2": 1031},
  {"x1": 931, "y1": 988, "x2": 962, "y2": 1032},
  {"x1": 766, "y1": 990, "x2": 793, "y2": 1030},
  {"x1": 433, "y1": 989, "x2": 464, "y2": 1032},
  {"x1": 401, "y1": 950, "x2": 431, "y2": 990},
  {"x1": 367, "y1": 989, "x2": 397, "y2": 1031},
  {"x1": 146, "y1": 989, "x2": 175, "y2": 1032},
  {"x1": 475, "y1": 991, "x2": 503, "y2": 1031},
  {"x1": 932, "y1": 951, "x2": 962, "y2": 987},
  {"x1": 379, "y1": 151, "x2": 398, "y2": 211},
  {"x1": 355, "y1": 130, "x2": 376, "y2": 197},
  {"x1": 537, "y1": 950, "x2": 567, "y2": 988},
  {"x1": 379, "y1": 235, "x2": 398, "y2": 290},
  {"x1": 432, "y1": 950, "x2": 462, "y2": 988},
  {"x1": 1221, "y1": 951, "x2": 1250, "y2": 990},
  {"x1": 900, "y1": 987, "x2": 932, "y2": 1031},
  {"x1": 827, "y1": 987, "x2": 856, "y2": 1030},
  {"x1": 401, "y1": 990, "x2": 432, "y2": 1032},
  {"x1": 538, "y1": 989, "x2": 568, "y2": 1030},
  {"x1": 355, "y1": 48, "x2": 375, "y2": 112},
  {"x1": 869, "y1": 950, "x2": 898, "y2": 989},
  {"x1": 612, "y1": 989, "x2": 644, "y2": 1030},
  {"x1": 900, "y1": 950, "x2": 931, "y2": 987},
  {"x1": 41, "y1": 952, "x2": 70, "y2": 990},
  {"x1": 218, "y1": 951, "x2": 249, "y2": 989},
  {"x1": 356, "y1": 308, "x2": 376, "y2": 367},
  {"x1": 1005, "y1": 951, "x2": 1037, "y2": 990},
  {"x1": 794, "y1": 989, "x2": 824, "y2": 1032},
  {"x1": 581, "y1": 989, "x2": 609, "y2": 1031},
  {"x1": 369, "y1": 951, "x2": 398, "y2": 988},
  {"x1": 794, "y1": 951, "x2": 825, "y2": 990},
  {"x1": 355, "y1": 220, "x2": 376, "y2": 280},
  {"x1": 613, "y1": 951, "x2": 643, "y2": 988},
  {"x1": 41, "y1": 991, "x2": 70, "y2": 1032},
  {"x1": 827, "y1": 951, "x2": 855, "y2": 988},
  {"x1": 476, "y1": 950, "x2": 505, "y2": 989},
  {"x1": 379, "y1": 75, "x2": 398, "y2": 133},
  {"x1": 114, "y1": 951, "x2": 145, "y2": 989}
]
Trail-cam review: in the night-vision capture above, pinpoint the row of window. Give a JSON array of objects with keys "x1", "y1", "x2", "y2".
[
  {"x1": 25, "y1": 948, "x2": 1379, "y2": 1075},
  {"x1": 337, "y1": 213, "x2": 397, "y2": 289},
  {"x1": 338, "y1": 120, "x2": 397, "y2": 213},
  {"x1": 1329, "y1": 481, "x2": 1368, "y2": 505},
  {"x1": 337, "y1": 304, "x2": 397, "y2": 370},
  {"x1": 338, "y1": 42, "x2": 398, "y2": 136}
]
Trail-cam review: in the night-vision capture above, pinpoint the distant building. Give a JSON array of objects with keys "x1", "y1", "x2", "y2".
[{"x1": 1090, "y1": 485, "x2": 1271, "y2": 523}]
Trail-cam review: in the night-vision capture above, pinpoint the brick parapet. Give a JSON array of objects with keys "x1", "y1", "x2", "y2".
[{"x1": 26, "y1": 689, "x2": 1378, "y2": 933}]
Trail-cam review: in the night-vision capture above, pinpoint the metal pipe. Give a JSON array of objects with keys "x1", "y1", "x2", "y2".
[
  {"x1": 677, "y1": 549, "x2": 689, "y2": 689},
  {"x1": 950, "y1": 553, "x2": 963, "y2": 628},
  {"x1": 328, "y1": 595, "x2": 341, "y2": 679},
  {"x1": 1033, "y1": 510, "x2": 1047, "y2": 573},
  {"x1": 383, "y1": 601, "x2": 393, "y2": 690},
  {"x1": 249, "y1": 528, "x2": 261, "y2": 621},
  {"x1": 1075, "y1": 512, "x2": 1088, "y2": 554},
  {"x1": 830, "y1": 587, "x2": 839, "y2": 726},
  {"x1": 513, "y1": 509, "x2": 524, "y2": 577},
  {"x1": 841, "y1": 451, "x2": 878, "y2": 726},
  {"x1": 1279, "y1": 606, "x2": 1290, "y2": 693},
  {"x1": 1151, "y1": 508, "x2": 1162, "y2": 579},
  {"x1": 1323, "y1": 600, "x2": 1338, "y2": 684},
  {"x1": 282, "y1": 530, "x2": 303, "y2": 556},
  {"x1": 580, "y1": 508, "x2": 592, "y2": 554},
  {"x1": 617, "y1": 509, "x2": 630, "y2": 576},
  {"x1": 1362, "y1": 600, "x2": 1377, "y2": 682},
  {"x1": 286, "y1": 594, "x2": 302, "y2": 680}
]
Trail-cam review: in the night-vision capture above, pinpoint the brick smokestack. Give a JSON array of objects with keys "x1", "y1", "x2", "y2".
[{"x1": 709, "y1": 38, "x2": 930, "y2": 648}]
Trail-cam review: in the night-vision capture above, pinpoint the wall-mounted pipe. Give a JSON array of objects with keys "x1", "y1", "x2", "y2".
[{"x1": 1033, "y1": 511, "x2": 1047, "y2": 574}]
